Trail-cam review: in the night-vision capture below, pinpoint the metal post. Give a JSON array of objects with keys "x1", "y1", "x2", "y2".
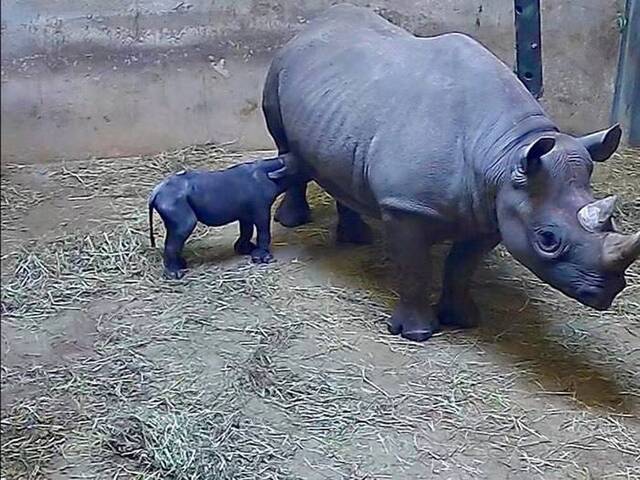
[
  {"x1": 612, "y1": 0, "x2": 639, "y2": 146},
  {"x1": 514, "y1": 0, "x2": 543, "y2": 98}
]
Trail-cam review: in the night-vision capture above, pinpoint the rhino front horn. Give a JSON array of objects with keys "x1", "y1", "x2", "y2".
[
  {"x1": 602, "y1": 231, "x2": 640, "y2": 271},
  {"x1": 578, "y1": 196, "x2": 617, "y2": 232}
]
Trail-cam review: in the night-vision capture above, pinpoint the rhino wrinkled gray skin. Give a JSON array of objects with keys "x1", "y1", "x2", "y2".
[{"x1": 261, "y1": 4, "x2": 640, "y2": 342}]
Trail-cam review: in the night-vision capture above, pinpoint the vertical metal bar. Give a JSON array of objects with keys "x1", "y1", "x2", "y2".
[
  {"x1": 612, "y1": 0, "x2": 639, "y2": 146},
  {"x1": 514, "y1": 0, "x2": 543, "y2": 98}
]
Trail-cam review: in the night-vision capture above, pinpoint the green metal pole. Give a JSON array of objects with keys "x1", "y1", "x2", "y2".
[
  {"x1": 514, "y1": 0, "x2": 543, "y2": 98},
  {"x1": 612, "y1": 0, "x2": 639, "y2": 146}
]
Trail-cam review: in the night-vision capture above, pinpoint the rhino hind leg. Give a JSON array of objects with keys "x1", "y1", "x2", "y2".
[
  {"x1": 156, "y1": 199, "x2": 198, "y2": 279},
  {"x1": 263, "y1": 68, "x2": 311, "y2": 228},
  {"x1": 274, "y1": 182, "x2": 311, "y2": 227},
  {"x1": 383, "y1": 211, "x2": 440, "y2": 342},
  {"x1": 336, "y1": 201, "x2": 373, "y2": 244},
  {"x1": 436, "y1": 236, "x2": 499, "y2": 328}
]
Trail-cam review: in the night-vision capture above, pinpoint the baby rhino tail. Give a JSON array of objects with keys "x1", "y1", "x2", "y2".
[
  {"x1": 149, "y1": 205, "x2": 156, "y2": 248},
  {"x1": 147, "y1": 183, "x2": 163, "y2": 248}
]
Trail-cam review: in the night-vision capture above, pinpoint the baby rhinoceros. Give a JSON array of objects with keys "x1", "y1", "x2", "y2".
[{"x1": 148, "y1": 155, "x2": 295, "y2": 278}]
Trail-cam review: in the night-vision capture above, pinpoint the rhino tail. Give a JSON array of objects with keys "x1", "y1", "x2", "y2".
[
  {"x1": 148, "y1": 201, "x2": 156, "y2": 248},
  {"x1": 147, "y1": 184, "x2": 162, "y2": 248}
]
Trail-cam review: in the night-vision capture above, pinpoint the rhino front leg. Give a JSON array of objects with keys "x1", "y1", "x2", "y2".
[
  {"x1": 383, "y1": 211, "x2": 439, "y2": 342},
  {"x1": 436, "y1": 235, "x2": 499, "y2": 328},
  {"x1": 274, "y1": 182, "x2": 311, "y2": 227},
  {"x1": 251, "y1": 209, "x2": 275, "y2": 264}
]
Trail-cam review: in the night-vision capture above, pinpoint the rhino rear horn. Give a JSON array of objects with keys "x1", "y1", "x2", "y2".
[{"x1": 577, "y1": 124, "x2": 622, "y2": 162}]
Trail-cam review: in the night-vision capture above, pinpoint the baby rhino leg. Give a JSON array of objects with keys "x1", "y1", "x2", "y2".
[
  {"x1": 251, "y1": 208, "x2": 274, "y2": 264},
  {"x1": 234, "y1": 221, "x2": 256, "y2": 255},
  {"x1": 156, "y1": 195, "x2": 197, "y2": 279}
]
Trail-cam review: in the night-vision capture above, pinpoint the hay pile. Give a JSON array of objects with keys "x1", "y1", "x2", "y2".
[{"x1": 1, "y1": 145, "x2": 639, "y2": 479}]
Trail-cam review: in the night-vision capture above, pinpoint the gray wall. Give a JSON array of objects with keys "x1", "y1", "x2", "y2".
[{"x1": 1, "y1": 0, "x2": 624, "y2": 164}]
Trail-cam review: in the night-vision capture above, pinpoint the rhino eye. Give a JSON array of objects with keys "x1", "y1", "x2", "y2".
[{"x1": 535, "y1": 228, "x2": 562, "y2": 254}]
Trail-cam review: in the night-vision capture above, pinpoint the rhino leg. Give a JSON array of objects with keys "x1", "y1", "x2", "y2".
[
  {"x1": 436, "y1": 236, "x2": 499, "y2": 328},
  {"x1": 336, "y1": 201, "x2": 373, "y2": 244},
  {"x1": 274, "y1": 182, "x2": 311, "y2": 227},
  {"x1": 233, "y1": 220, "x2": 256, "y2": 255},
  {"x1": 383, "y1": 211, "x2": 439, "y2": 342},
  {"x1": 251, "y1": 208, "x2": 275, "y2": 264},
  {"x1": 263, "y1": 75, "x2": 311, "y2": 228},
  {"x1": 160, "y1": 206, "x2": 197, "y2": 279}
]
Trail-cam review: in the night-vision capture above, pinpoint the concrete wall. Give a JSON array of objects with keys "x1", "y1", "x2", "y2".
[{"x1": 1, "y1": 0, "x2": 624, "y2": 164}]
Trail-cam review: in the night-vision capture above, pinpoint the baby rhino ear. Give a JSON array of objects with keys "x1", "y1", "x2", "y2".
[
  {"x1": 267, "y1": 162, "x2": 288, "y2": 180},
  {"x1": 267, "y1": 153, "x2": 296, "y2": 180}
]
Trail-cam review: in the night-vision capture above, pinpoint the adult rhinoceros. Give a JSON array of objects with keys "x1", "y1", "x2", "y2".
[{"x1": 262, "y1": 4, "x2": 640, "y2": 341}]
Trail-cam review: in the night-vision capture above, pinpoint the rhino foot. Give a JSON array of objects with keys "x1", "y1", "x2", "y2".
[
  {"x1": 436, "y1": 296, "x2": 481, "y2": 329},
  {"x1": 164, "y1": 267, "x2": 186, "y2": 280},
  {"x1": 163, "y1": 257, "x2": 187, "y2": 280},
  {"x1": 274, "y1": 194, "x2": 311, "y2": 227},
  {"x1": 387, "y1": 303, "x2": 440, "y2": 342},
  {"x1": 275, "y1": 208, "x2": 310, "y2": 228},
  {"x1": 251, "y1": 248, "x2": 274, "y2": 264}
]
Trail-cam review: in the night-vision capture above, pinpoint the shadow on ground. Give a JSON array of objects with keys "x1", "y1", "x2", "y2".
[{"x1": 252, "y1": 199, "x2": 639, "y2": 414}]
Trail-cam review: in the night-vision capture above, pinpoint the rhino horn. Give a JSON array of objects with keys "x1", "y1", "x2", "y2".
[
  {"x1": 602, "y1": 231, "x2": 640, "y2": 271},
  {"x1": 578, "y1": 196, "x2": 617, "y2": 232}
]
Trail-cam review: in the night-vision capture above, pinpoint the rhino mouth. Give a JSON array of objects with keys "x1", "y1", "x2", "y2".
[
  {"x1": 571, "y1": 275, "x2": 625, "y2": 311},
  {"x1": 576, "y1": 289, "x2": 614, "y2": 311}
]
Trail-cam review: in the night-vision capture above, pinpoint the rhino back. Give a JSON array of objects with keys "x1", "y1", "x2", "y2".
[{"x1": 273, "y1": 4, "x2": 552, "y2": 225}]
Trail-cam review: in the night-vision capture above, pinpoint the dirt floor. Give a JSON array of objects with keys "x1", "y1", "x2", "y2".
[{"x1": 1, "y1": 144, "x2": 639, "y2": 479}]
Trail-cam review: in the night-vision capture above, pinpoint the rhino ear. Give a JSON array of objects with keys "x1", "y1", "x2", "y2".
[
  {"x1": 520, "y1": 137, "x2": 556, "y2": 174},
  {"x1": 512, "y1": 136, "x2": 555, "y2": 187},
  {"x1": 577, "y1": 124, "x2": 621, "y2": 162}
]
